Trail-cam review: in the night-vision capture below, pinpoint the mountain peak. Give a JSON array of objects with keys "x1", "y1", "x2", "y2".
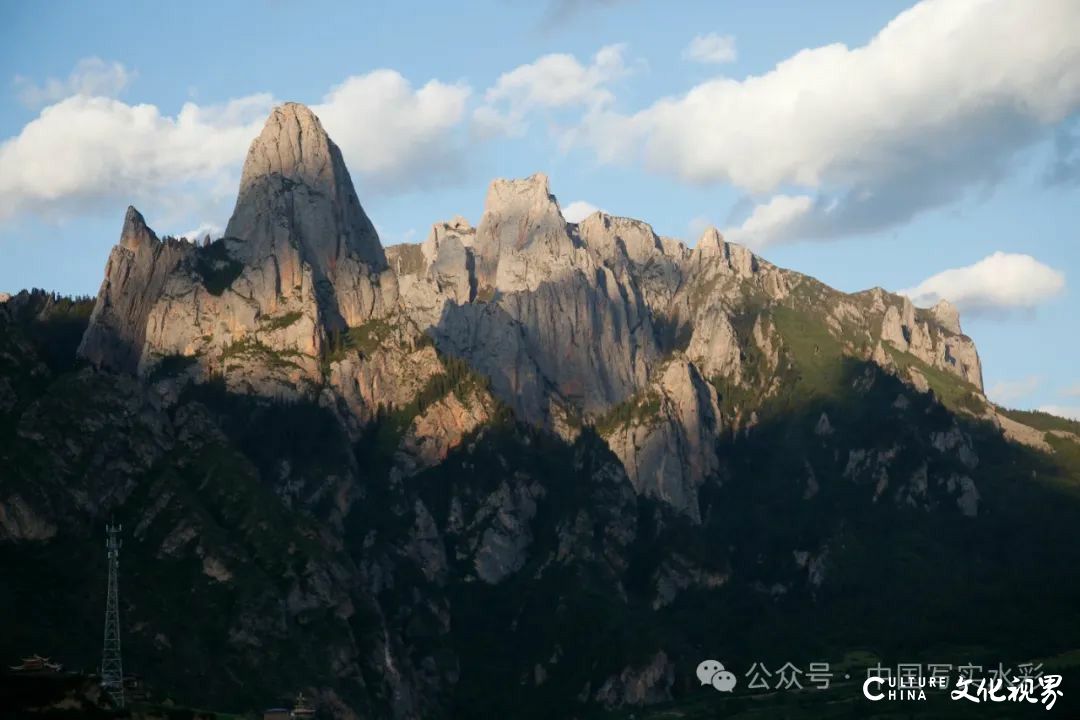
[
  {"x1": 932, "y1": 298, "x2": 962, "y2": 334},
  {"x1": 694, "y1": 226, "x2": 725, "y2": 256},
  {"x1": 234, "y1": 102, "x2": 333, "y2": 192},
  {"x1": 474, "y1": 172, "x2": 571, "y2": 290},
  {"x1": 120, "y1": 206, "x2": 158, "y2": 251},
  {"x1": 225, "y1": 101, "x2": 387, "y2": 273},
  {"x1": 482, "y1": 172, "x2": 555, "y2": 214}
]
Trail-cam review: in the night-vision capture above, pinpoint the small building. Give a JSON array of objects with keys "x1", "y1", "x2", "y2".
[{"x1": 8, "y1": 655, "x2": 62, "y2": 673}]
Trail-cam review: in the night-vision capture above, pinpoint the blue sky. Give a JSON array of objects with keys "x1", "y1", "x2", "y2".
[{"x1": 1, "y1": 0, "x2": 1078, "y2": 416}]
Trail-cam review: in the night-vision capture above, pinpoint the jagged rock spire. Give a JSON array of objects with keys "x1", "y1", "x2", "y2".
[
  {"x1": 223, "y1": 102, "x2": 393, "y2": 329},
  {"x1": 472, "y1": 172, "x2": 574, "y2": 291},
  {"x1": 695, "y1": 226, "x2": 726, "y2": 256},
  {"x1": 226, "y1": 102, "x2": 387, "y2": 272},
  {"x1": 119, "y1": 206, "x2": 157, "y2": 250},
  {"x1": 932, "y1": 298, "x2": 962, "y2": 334},
  {"x1": 78, "y1": 206, "x2": 191, "y2": 371}
]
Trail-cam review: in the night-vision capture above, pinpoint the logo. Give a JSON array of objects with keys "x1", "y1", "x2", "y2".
[{"x1": 697, "y1": 659, "x2": 737, "y2": 692}]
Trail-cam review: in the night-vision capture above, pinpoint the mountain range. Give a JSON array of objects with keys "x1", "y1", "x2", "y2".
[{"x1": 2, "y1": 102, "x2": 1080, "y2": 719}]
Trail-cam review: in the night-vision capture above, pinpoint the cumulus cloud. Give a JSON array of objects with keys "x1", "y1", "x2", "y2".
[
  {"x1": 179, "y1": 222, "x2": 222, "y2": 242},
  {"x1": 571, "y1": 0, "x2": 1080, "y2": 243},
  {"x1": 0, "y1": 70, "x2": 472, "y2": 223},
  {"x1": 15, "y1": 57, "x2": 134, "y2": 109},
  {"x1": 562, "y1": 200, "x2": 602, "y2": 223},
  {"x1": 0, "y1": 94, "x2": 271, "y2": 221},
  {"x1": 899, "y1": 252, "x2": 1066, "y2": 315},
  {"x1": 988, "y1": 375, "x2": 1042, "y2": 405},
  {"x1": 314, "y1": 71, "x2": 471, "y2": 191},
  {"x1": 722, "y1": 194, "x2": 813, "y2": 248},
  {"x1": 683, "y1": 33, "x2": 737, "y2": 64},
  {"x1": 475, "y1": 44, "x2": 627, "y2": 136}
]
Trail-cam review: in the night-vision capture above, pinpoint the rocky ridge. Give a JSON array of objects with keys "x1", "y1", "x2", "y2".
[
  {"x1": 5, "y1": 102, "x2": 1077, "y2": 719},
  {"x1": 73, "y1": 103, "x2": 1020, "y2": 523}
]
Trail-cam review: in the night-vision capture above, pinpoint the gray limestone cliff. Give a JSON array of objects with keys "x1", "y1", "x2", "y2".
[
  {"x1": 430, "y1": 173, "x2": 658, "y2": 430},
  {"x1": 79, "y1": 102, "x2": 398, "y2": 399},
  {"x1": 77, "y1": 207, "x2": 192, "y2": 372},
  {"x1": 224, "y1": 102, "x2": 394, "y2": 328},
  {"x1": 77, "y1": 102, "x2": 995, "y2": 523}
]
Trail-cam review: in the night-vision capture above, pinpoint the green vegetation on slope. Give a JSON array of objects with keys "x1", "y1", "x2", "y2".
[
  {"x1": 220, "y1": 335, "x2": 305, "y2": 373},
  {"x1": 355, "y1": 353, "x2": 506, "y2": 468},
  {"x1": 193, "y1": 240, "x2": 243, "y2": 296},
  {"x1": 1000, "y1": 407, "x2": 1080, "y2": 435},
  {"x1": 323, "y1": 317, "x2": 398, "y2": 365},
  {"x1": 257, "y1": 311, "x2": 303, "y2": 332},
  {"x1": 594, "y1": 390, "x2": 662, "y2": 435}
]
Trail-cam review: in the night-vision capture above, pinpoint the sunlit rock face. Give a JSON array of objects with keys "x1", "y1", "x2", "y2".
[
  {"x1": 80, "y1": 102, "x2": 397, "y2": 399},
  {"x1": 224, "y1": 102, "x2": 394, "y2": 329},
  {"x1": 78, "y1": 101, "x2": 989, "y2": 523},
  {"x1": 77, "y1": 207, "x2": 193, "y2": 373}
]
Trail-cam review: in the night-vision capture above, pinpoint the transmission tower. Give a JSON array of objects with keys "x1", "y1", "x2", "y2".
[{"x1": 101, "y1": 524, "x2": 124, "y2": 708}]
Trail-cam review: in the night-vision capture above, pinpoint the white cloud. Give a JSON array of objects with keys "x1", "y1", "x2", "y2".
[
  {"x1": 476, "y1": 44, "x2": 628, "y2": 136},
  {"x1": 0, "y1": 70, "x2": 473, "y2": 223},
  {"x1": 1037, "y1": 405, "x2": 1080, "y2": 421},
  {"x1": 0, "y1": 94, "x2": 272, "y2": 221},
  {"x1": 314, "y1": 71, "x2": 471, "y2": 191},
  {"x1": 15, "y1": 57, "x2": 134, "y2": 109},
  {"x1": 572, "y1": 0, "x2": 1080, "y2": 242},
  {"x1": 988, "y1": 375, "x2": 1042, "y2": 405},
  {"x1": 179, "y1": 222, "x2": 222, "y2": 242},
  {"x1": 683, "y1": 33, "x2": 737, "y2": 64},
  {"x1": 722, "y1": 194, "x2": 813, "y2": 248},
  {"x1": 899, "y1": 252, "x2": 1066, "y2": 315},
  {"x1": 562, "y1": 200, "x2": 601, "y2": 223}
]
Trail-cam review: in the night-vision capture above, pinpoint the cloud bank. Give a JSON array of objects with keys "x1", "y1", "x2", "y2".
[
  {"x1": 900, "y1": 252, "x2": 1066, "y2": 315},
  {"x1": 572, "y1": 0, "x2": 1080, "y2": 246},
  {"x1": 5, "y1": 0, "x2": 1080, "y2": 250},
  {"x1": 0, "y1": 63, "x2": 472, "y2": 223},
  {"x1": 474, "y1": 45, "x2": 627, "y2": 137}
]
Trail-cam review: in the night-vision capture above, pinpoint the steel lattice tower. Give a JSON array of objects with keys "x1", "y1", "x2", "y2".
[{"x1": 101, "y1": 524, "x2": 124, "y2": 708}]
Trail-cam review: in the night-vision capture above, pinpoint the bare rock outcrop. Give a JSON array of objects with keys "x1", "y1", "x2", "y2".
[
  {"x1": 396, "y1": 384, "x2": 496, "y2": 476},
  {"x1": 77, "y1": 207, "x2": 192, "y2": 372},
  {"x1": 870, "y1": 289, "x2": 983, "y2": 390},
  {"x1": 326, "y1": 312, "x2": 444, "y2": 432},
  {"x1": 432, "y1": 173, "x2": 658, "y2": 428},
  {"x1": 602, "y1": 358, "x2": 721, "y2": 522},
  {"x1": 576, "y1": 211, "x2": 685, "y2": 317},
  {"x1": 390, "y1": 217, "x2": 476, "y2": 330},
  {"x1": 80, "y1": 103, "x2": 398, "y2": 399},
  {"x1": 593, "y1": 651, "x2": 675, "y2": 708},
  {"x1": 73, "y1": 102, "x2": 1001, "y2": 529},
  {"x1": 225, "y1": 102, "x2": 395, "y2": 328},
  {"x1": 932, "y1": 298, "x2": 962, "y2": 334}
]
